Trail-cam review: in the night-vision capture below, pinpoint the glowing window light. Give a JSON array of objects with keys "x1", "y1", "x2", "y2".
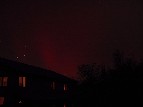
[
  {"x1": 3, "y1": 77, "x2": 8, "y2": 86},
  {"x1": 19, "y1": 77, "x2": 26, "y2": 87},
  {"x1": 51, "y1": 81, "x2": 55, "y2": 90},
  {"x1": 0, "y1": 97, "x2": 4, "y2": 105},
  {"x1": 64, "y1": 84, "x2": 68, "y2": 91},
  {"x1": 64, "y1": 103, "x2": 66, "y2": 107},
  {"x1": 0, "y1": 77, "x2": 2, "y2": 86},
  {"x1": 0, "y1": 77, "x2": 8, "y2": 86}
]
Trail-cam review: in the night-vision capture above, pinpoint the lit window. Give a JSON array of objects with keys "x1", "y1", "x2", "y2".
[
  {"x1": 3, "y1": 77, "x2": 8, "y2": 86},
  {"x1": 0, "y1": 77, "x2": 8, "y2": 86},
  {"x1": 0, "y1": 97, "x2": 4, "y2": 105},
  {"x1": 19, "y1": 77, "x2": 26, "y2": 87},
  {"x1": 64, "y1": 84, "x2": 68, "y2": 91},
  {"x1": 51, "y1": 81, "x2": 55, "y2": 90},
  {"x1": 0, "y1": 77, "x2": 2, "y2": 86},
  {"x1": 64, "y1": 103, "x2": 67, "y2": 107}
]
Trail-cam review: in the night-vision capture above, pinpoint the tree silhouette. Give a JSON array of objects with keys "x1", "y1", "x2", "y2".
[
  {"x1": 77, "y1": 63, "x2": 108, "y2": 82},
  {"x1": 75, "y1": 50, "x2": 143, "y2": 107}
]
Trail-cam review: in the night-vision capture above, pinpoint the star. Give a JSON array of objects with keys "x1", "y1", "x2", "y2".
[{"x1": 19, "y1": 100, "x2": 22, "y2": 104}]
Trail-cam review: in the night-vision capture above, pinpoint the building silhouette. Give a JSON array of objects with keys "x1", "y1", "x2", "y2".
[{"x1": 0, "y1": 57, "x2": 77, "y2": 107}]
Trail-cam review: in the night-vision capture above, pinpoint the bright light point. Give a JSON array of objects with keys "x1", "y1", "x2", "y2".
[
  {"x1": 19, "y1": 101, "x2": 22, "y2": 104},
  {"x1": 16, "y1": 57, "x2": 19, "y2": 59},
  {"x1": 24, "y1": 54, "x2": 26, "y2": 57}
]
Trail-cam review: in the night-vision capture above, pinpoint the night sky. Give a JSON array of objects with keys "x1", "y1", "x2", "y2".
[{"x1": 0, "y1": 0, "x2": 143, "y2": 79}]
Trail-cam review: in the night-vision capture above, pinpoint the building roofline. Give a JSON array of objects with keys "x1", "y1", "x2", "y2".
[{"x1": 0, "y1": 57, "x2": 77, "y2": 82}]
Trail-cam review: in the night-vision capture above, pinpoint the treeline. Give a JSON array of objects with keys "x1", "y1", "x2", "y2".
[{"x1": 74, "y1": 50, "x2": 143, "y2": 107}]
